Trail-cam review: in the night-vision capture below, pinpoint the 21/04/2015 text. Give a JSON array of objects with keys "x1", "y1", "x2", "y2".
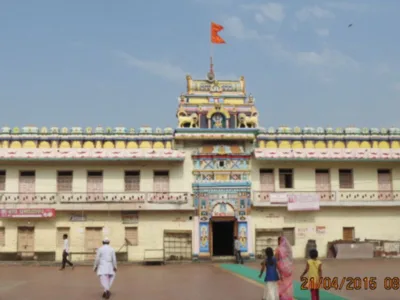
[{"x1": 300, "y1": 277, "x2": 381, "y2": 291}]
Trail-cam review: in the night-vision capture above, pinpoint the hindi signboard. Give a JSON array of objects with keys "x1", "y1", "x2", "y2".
[
  {"x1": 270, "y1": 193, "x2": 288, "y2": 204},
  {"x1": 287, "y1": 194, "x2": 320, "y2": 211},
  {"x1": 0, "y1": 208, "x2": 55, "y2": 218}
]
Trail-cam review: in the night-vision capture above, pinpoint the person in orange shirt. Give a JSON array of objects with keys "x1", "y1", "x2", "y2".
[{"x1": 300, "y1": 249, "x2": 322, "y2": 300}]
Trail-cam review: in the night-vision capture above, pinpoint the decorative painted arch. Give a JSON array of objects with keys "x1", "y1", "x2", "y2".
[
  {"x1": 153, "y1": 141, "x2": 164, "y2": 149},
  {"x1": 292, "y1": 141, "x2": 304, "y2": 149},
  {"x1": 347, "y1": 141, "x2": 359, "y2": 148},
  {"x1": 391, "y1": 141, "x2": 400, "y2": 149},
  {"x1": 139, "y1": 141, "x2": 151, "y2": 148},
  {"x1": 211, "y1": 202, "x2": 236, "y2": 217},
  {"x1": 103, "y1": 141, "x2": 114, "y2": 149},
  {"x1": 71, "y1": 141, "x2": 82, "y2": 148},
  {"x1": 360, "y1": 141, "x2": 371, "y2": 148},
  {"x1": 22, "y1": 141, "x2": 36, "y2": 148},
  {"x1": 304, "y1": 141, "x2": 314, "y2": 148},
  {"x1": 278, "y1": 141, "x2": 291, "y2": 149},
  {"x1": 10, "y1": 141, "x2": 22, "y2": 148},
  {"x1": 378, "y1": 141, "x2": 390, "y2": 149},
  {"x1": 334, "y1": 141, "x2": 345, "y2": 148},
  {"x1": 83, "y1": 141, "x2": 95, "y2": 148},
  {"x1": 206, "y1": 107, "x2": 230, "y2": 119},
  {"x1": 38, "y1": 141, "x2": 51, "y2": 148},
  {"x1": 115, "y1": 141, "x2": 126, "y2": 149},
  {"x1": 127, "y1": 141, "x2": 138, "y2": 149},
  {"x1": 315, "y1": 141, "x2": 326, "y2": 149},
  {"x1": 265, "y1": 141, "x2": 278, "y2": 148}
]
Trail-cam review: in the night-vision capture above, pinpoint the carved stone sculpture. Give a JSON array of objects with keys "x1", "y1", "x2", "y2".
[
  {"x1": 178, "y1": 113, "x2": 199, "y2": 128},
  {"x1": 238, "y1": 113, "x2": 258, "y2": 128}
]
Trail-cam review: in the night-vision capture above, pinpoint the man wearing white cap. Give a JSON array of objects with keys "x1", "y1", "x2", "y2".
[{"x1": 93, "y1": 237, "x2": 117, "y2": 299}]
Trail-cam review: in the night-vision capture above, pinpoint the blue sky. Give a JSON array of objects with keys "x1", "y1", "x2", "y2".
[{"x1": 0, "y1": 0, "x2": 399, "y2": 129}]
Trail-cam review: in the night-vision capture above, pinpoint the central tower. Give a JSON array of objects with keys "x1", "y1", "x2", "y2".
[{"x1": 175, "y1": 70, "x2": 259, "y2": 260}]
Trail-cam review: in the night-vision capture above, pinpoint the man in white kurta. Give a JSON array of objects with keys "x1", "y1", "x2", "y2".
[{"x1": 93, "y1": 238, "x2": 117, "y2": 299}]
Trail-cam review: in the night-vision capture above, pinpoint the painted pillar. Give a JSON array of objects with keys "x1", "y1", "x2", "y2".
[
  {"x1": 193, "y1": 216, "x2": 199, "y2": 259},
  {"x1": 247, "y1": 216, "x2": 255, "y2": 259}
]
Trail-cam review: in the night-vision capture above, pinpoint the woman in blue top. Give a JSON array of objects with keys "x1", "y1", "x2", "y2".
[{"x1": 259, "y1": 247, "x2": 280, "y2": 300}]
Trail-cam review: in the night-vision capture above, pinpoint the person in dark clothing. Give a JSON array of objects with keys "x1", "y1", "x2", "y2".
[
  {"x1": 234, "y1": 236, "x2": 243, "y2": 264},
  {"x1": 259, "y1": 247, "x2": 279, "y2": 300},
  {"x1": 60, "y1": 234, "x2": 74, "y2": 270}
]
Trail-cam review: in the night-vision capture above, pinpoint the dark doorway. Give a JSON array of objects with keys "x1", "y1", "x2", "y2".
[{"x1": 212, "y1": 221, "x2": 234, "y2": 256}]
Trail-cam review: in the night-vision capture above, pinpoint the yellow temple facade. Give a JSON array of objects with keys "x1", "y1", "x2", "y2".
[{"x1": 0, "y1": 72, "x2": 400, "y2": 262}]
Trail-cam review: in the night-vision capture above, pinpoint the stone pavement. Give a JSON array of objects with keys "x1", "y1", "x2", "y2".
[{"x1": 0, "y1": 259, "x2": 399, "y2": 300}]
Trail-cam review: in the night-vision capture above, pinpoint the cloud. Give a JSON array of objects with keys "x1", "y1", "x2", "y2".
[
  {"x1": 115, "y1": 51, "x2": 238, "y2": 82},
  {"x1": 315, "y1": 28, "x2": 330, "y2": 37},
  {"x1": 255, "y1": 13, "x2": 264, "y2": 24},
  {"x1": 115, "y1": 51, "x2": 186, "y2": 83},
  {"x1": 296, "y1": 6, "x2": 335, "y2": 22},
  {"x1": 241, "y1": 3, "x2": 285, "y2": 22},
  {"x1": 223, "y1": 16, "x2": 266, "y2": 40},
  {"x1": 296, "y1": 49, "x2": 358, "y2": 69},
  {"x1": 325, "y1": 1, "x2": 370, "y2": 12},
  {"x1": 376, "y1": 63, "x2": 390, "y2": 75}
]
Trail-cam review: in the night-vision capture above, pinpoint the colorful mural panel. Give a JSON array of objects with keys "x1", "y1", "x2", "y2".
[
  {"x1": 199, "y1": 222, "x2": 209, "y2": 253},
  {"x1": 238, "y1": 222, "x2": 248, "y2": 252}
]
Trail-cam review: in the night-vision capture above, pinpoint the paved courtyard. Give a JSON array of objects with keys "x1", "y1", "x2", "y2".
[{"x1": 0, "y1": 259, "x2": 399, "y2": 300}]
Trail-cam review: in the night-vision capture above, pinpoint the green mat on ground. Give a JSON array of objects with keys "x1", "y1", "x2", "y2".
[{"x1": 219, "y1": 264, "x2": 347, "y2": 300}]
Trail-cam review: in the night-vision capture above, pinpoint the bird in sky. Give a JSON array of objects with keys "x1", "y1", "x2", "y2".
[{"x1": 348, "y1": 24, "x2": 353, "y2": 27}]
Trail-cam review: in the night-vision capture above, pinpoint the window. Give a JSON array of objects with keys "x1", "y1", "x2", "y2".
[
  {"x1": 20, "y1": 171, "x2": 35, "y2": 177},
  {"x1": 125, "y1": 227, "x2": 138, "y2": 246},
  {"x1": 279, "y1": 169, "x2": 293, "y2": 188},
  {"x1": 0, "y1": 170, "x2": 5, "y2": 191},
  {"x1": 343, "y1": 227, "x2": 355, "y2": 241},
  {"x1": 0, "y1": 227, "x2": 5, "y2": 246},
  {"x1": 153, "y1": 171, "x2": 169, "y2": 192},
  {"x1": 57, "y1": 227, "x2": 70, "y2": 248},
  {"x1": 124, "y1": 171, "x2": 140, "y2": 192},
  {"x1": 260, "y1": 169, "x2": 274, "y2": 190},
  {"x1": 282, "y1": 228, "x2": 295, "y2": 246},
  {"x1": 87, "y1": 171, "x2": 103, "y2": 193},
  {"x1": 57, "y1": 171, "x2": 73, "y2": 192},
  {"x1": 339, "y1": 169, "x2": 353, "y2": 189}
]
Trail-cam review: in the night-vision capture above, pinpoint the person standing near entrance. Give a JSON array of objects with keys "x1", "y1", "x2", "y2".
[
  {"x1": 94, "y1": 237, "x2": 117, "y2": 299},
  {"x1": 234, "y1": 236, "x2": 243, "y2": 264},
  {"x1": 60, "y1": 234, "x2": 74, "y2": 270}
]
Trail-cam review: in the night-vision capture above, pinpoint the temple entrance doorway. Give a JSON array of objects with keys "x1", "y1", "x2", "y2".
[{"x1": 211, "y1": 218, "x2": 236, "y2": 256}]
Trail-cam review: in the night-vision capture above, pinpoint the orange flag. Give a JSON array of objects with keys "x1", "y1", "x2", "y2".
[{"x1": 211, "y1": 22, "x2": 225, "y2": 44}]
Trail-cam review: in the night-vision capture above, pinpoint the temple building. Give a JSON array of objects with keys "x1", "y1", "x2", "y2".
[{"x1": 0, "y1": 70, "x2": 400, "y2": 262}]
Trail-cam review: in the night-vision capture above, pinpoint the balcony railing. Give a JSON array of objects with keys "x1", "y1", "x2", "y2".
[
  {"x1": 253, "y1": 190, "x2": 400, "y2": 203},
  {"x1": 0, "y1": 192, "x2": 191, "y2": 205}
]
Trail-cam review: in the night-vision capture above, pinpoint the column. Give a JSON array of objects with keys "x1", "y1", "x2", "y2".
[
  {"x1": 193, "y1": 216, "x2": 199, "y2": 259},
  {"x1": 247, "y1": 216, "x2": 255, "y2": 259}
]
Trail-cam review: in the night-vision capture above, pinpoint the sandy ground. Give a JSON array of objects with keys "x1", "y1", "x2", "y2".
[{"x1": 0, "y1": 259, "x2": 399, "y2": 300}]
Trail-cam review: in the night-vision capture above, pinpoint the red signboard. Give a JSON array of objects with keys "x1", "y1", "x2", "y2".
[{"x1": 0, "y1": 208, "x2": 56, "y2": 218}]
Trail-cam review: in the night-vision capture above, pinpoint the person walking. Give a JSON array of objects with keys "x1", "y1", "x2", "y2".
[
  {"x1": 59, "y1": 234, "x2": 74, "y2": 270},
  {"x1": 234, "y1": 236, "x2": 243, "y2": 264},
  {"x1": 259, "y1": 247, "x2": 279, "y2": 300},
  {"x1": 300, "y1": 249, "x2": 322, "y2": 300},
  {"x1": 275, "y1": 236, "x2": 294, "y2": 300},
  {"x1": 94, "y1": 237, "x2": 117, "y2": 299}
]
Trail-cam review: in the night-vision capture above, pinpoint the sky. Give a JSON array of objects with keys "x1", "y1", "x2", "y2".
[{"x1": 0, "y1": 0, "x2": 399, "y2": 129}]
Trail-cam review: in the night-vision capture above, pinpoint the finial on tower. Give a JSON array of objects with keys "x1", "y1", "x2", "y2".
[{"x1": 207, "y1": 56, "x2": 215, "y2": 82}]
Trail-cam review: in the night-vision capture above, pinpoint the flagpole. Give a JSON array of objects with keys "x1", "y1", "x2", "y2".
[{"x1": 210, "y1": 23, "x2": 214, "y2": 75}]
